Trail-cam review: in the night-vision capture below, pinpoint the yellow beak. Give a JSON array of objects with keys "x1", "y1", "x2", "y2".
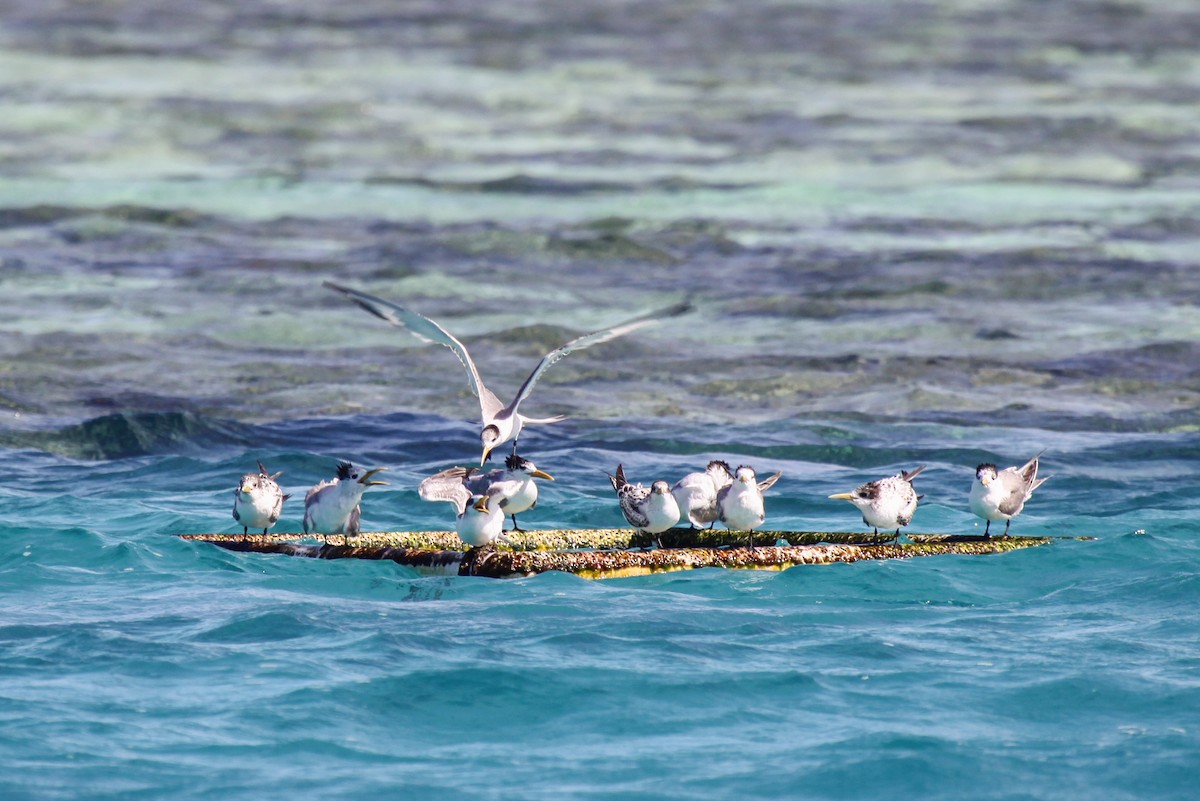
[
  {"x1": 828, "y1": 492, "x2": 855, "y2": 501},
  {"x1": 239, "y1": 485, "x2": 253, "y2": 495},
  {"x1": 472, "y1": 496, "x2": 490, "y2": 513},
  {"x1": 530, "y1": 469, "x2": 554, "y2": 481},
  {"x1": 480, "y1": 448, "x2": 493, "y2": 466},
  {"x1": 359, "y1": 467, "x2": 389, "y2": 486}
]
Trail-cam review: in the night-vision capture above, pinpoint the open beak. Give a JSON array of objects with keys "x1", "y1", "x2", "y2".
[
  {"x1": 358, "y1": 467, "x2": 389, "y2": 486},
  {"x1": 472, "y1": 496, "x2": 490, "y2": 513},
  {"x1": 530, "y1": 469, "x2": 554, "y2": 481},
  {"x1": 828, "y1": 492, "x2": 855, "y2": 501}
]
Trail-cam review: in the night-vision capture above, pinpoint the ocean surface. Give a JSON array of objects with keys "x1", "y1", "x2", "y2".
[{"x1": 2, "y1": 1, "x2": 1199, "y2": 799}]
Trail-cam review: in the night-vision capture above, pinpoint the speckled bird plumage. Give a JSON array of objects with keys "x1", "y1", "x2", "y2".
[
  {"x1": 232, "y1": 461, "x2": 289, "y2": 537},
  {"x1": 608, "y1": 464, "x2": 680, "y2": 535},
  {"x1": 830, "y1": 466, "x2": 925, "y2": 536}
]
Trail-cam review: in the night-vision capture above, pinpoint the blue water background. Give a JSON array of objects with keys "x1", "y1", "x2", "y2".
[{"x1": 3, "y1": 2, "x2": 1200, "y2": 799}]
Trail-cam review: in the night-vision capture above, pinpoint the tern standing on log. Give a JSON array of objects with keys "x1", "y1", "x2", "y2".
[
  {"x1": 829, "y1": 466, "x2": 925, "y2": 538},
  {"x1": 969, "y1": 454, "x2": 1049, "y2": 536},
  {"x1": 303, "y1": 461, "x2": 388, "y2": 541},
  {"x1": 232, "y1": 461, "x2": 290, "y2": 539},
  {"x1": 717, "y1": 465, "x2": 782, "y2": 548},
  {"x1": 672, "y1": 460, "x2": 734, "y2": 529},
  {"x1": 420, "y1": 454, "x2": 554, "y2": 532},
  {"x1": 419, "y1": 479, "x2": 507, "y2": 548},
  {"x1": 325, "y1": 282, "x2": 691, "y2": 464},
  {"x1": 608, "y1": 464, "x2": 681, "y2": 537}
]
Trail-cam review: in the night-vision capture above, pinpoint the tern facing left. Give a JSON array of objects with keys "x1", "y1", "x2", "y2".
[
  {"x1": 232, "y1": 461, "x2": 290, "y2": 539},
  {"x1": 303, "y1": 461, "x2": 388, "y2": 541},
  {"x1": 829, "y1": 466, "x2": 925, "y2": 537},
  {"x1": 970, "y1": 453, "x2": 1049, "y2": 536},
  {"x1": 325, "y1": 281, "x2": 691, "y2": 464},
  {"x1": 717, "y1": 465, "x2": 782, "y2": 548},
  {"x1": 607, "y1": 464, "x2": 681, "y2": 536}
]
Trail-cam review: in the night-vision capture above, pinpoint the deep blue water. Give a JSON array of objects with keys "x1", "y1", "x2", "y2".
[{"x1": 4, "y1": 1, "x2": 1200, "y2": 799}]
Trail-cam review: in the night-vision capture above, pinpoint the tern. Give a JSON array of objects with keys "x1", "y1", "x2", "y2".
[
  {"x1": 303, "y1": 461, "x2": 388, "y2": 542},
  {"x1": 419, "y1": 454, "x2": 554, "y2": 531},
  {"x1": 232, "y1": 461, "x2": 290, "y2": 539},
  {"x1": 717, "y1": 465, "x2": 782, "y2": 548},
  {"x1": 325, "y1": 281, "x2": 691, "y2": 464},
  {"x1": 969, "y1": 454, "x2": 1049, "y2": 536},
  {"x1": 419, "y1": 480, "x2": 507, "y2": 548},
  {"x1": 829, "y1": 466, "x2": 925, "y2": 538},
  {"x1": 671, "y1": 460, "x2": 734, "y2": 529},
  {"x1": 607, "y1": 464, "x2": 681, "y2": 539}
]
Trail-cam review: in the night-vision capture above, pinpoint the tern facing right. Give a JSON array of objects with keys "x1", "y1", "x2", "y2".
[
  {"x1": 969, "y1": 453, "x2": 1049, "y2": 536},
  {"x1": 829, "y1": 466, "x2": 925, "y2": 537},
  {"x1": 419, "y1": 454, "x2": 554, "y2": 531},
  {"x1": 303, "y1": 461, "x2": 388, "y2": 541},
  {"x1": 325, "y1": 281, "x2": 691, "y2": 464}
]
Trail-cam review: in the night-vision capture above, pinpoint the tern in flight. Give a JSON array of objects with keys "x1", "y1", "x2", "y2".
[{"x1": 325, "y1": 281, "x2": 690, "y2": 464}]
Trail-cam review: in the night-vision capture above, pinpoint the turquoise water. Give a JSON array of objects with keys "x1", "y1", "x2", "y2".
[{"x1": 3, "y1": 2, "x2": 1200, "y2": 799}]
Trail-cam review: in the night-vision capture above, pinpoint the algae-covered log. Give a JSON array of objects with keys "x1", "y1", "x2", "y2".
[
  {"x1": 178, "y1": 530, "x2": 1053, "y2": 580},
  {"x1": 458, "y1": 537, "x2": 1048, "y2": 579},
  {"x1": 181, "y1": 528, "x2": 901, "y2": 552}
]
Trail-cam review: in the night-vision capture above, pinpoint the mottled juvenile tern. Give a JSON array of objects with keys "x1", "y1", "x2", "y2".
[
  {"x1": 608, "y1": 464, "x2": 681, "y2": 536},
  {"x1": 419, "y1": 453, "x2": 554, "y2": 531},
  {"x1": 303, "y1": 461, "x2": 388, "y2": 541},
  {"x1": 829, "y1": 466, "x2": 925, "y2": 537},
  {"x1": 325, "y1": 281, "x2": 691, "y2": 464},
  {"x1": 671, "y1": 460, "x2": 734, "y2": 529},
  {"x1": 232, "y1": 461, "x2": 289, "y2": 539},
  {"x1": 717, "y1": 465, "x2": 782, "y2": 548},
  {"x1": 969, "y1": 453, "x2": 1049, "y2": 536}
]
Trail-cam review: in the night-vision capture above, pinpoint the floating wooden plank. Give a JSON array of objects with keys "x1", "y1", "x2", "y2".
[{"x1": 178, "y1": 529, "x2": 1053, "y2": 580}]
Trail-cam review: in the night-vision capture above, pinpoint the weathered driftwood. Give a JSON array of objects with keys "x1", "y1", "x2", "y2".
[{"x1": 178, "y1": 529, "x2": 1053, "y2": 580}]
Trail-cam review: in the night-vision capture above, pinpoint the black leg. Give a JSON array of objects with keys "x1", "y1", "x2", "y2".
[
  {"x1": 508, "y1": 514, "x2": 524, "y2": 532},
  {"x1": 1004, "y1": 519, "x2": 1011, "y2": 536},
  {"x1": 984, "y1": 520, "x2": 992, "y2": 538}
]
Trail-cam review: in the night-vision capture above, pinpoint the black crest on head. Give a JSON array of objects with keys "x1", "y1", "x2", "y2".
[
  {"x1": 976, "y1": 463, "x2": 996, "y2": 476},
  {"x1": 708, "y1": 460, "x2": 733, "y2": 475},
  {"x1": 506, "y1": 453, "x2": 530, "y2": 471},
  {"x1": 336, "y1": 461, "x2": 354, "y2": 481}
]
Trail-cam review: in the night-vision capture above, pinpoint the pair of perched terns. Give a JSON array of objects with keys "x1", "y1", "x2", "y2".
[
  {"x1": 233, "y1": 460, "x2": 388, "y2": 540},
  {"x1": 828, "y1": 453, "x2": 1048, "y2": 537},
  {"x1": 609, "y1": 461, "x2": 782, "y2": 546}
]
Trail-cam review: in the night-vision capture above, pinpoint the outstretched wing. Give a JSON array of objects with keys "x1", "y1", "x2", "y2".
[
  {"x1": 324, "y1": 282, "x2": 506, "y2": 421},
  {"x1": 418, "y1": 472, "x2": 473, "y2": 513},
  {"x1": 505, "y1": 299, "x2": 693, "y2": 416},
  {"x1": 757, "y1": 471, "x2": 783, "y2": 493}
]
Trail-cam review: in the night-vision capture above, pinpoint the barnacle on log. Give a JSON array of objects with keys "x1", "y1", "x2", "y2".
[{"x1": 178, "y1": 530, "x2": 1053, "y2": 580}]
